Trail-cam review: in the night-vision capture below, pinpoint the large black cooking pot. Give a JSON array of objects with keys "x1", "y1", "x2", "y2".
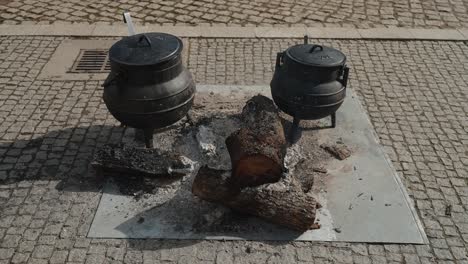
[
  {"x1": 271, "y1": 36, "x2": 349, "y2": 132},
  {"x1": 103, "y1": 32, "x2": 195, "y2": 147}
]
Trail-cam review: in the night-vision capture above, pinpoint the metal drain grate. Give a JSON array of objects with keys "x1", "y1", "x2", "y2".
[{"x1": 70, "y1": 49, "x2": 111, "y2": 73}]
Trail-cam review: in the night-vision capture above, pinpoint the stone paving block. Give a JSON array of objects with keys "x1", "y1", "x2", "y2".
[
  {"x1": 0, "y1": 0, "x2": 468, "y2": 29},
  {"x1": 0, "y1": 36, "x2": 467, "y2": 264}
]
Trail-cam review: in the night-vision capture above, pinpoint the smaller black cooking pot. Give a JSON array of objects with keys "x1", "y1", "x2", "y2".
[{"x1": 270, "y1": 36, "x2": 349, "y2": 137}]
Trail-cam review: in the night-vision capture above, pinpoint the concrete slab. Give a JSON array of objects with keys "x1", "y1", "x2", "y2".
[
  {"x1": 255, "y1": 27, "x2": 307, "y2": 38},
  {"x1": 458, "y1": 29, "x2": 468, "y2": 39},
  {"x1": 37, "y1": 39, "x2": 118, "y2": 81},
  {"x1": 0, "y1": 24, "x2": 39, "y2": 35},
  {"x1": 313, "y1": 27, "x2": 361, "y2": 39},
  {"x1": 407, "y1": 29, "x2": 465, "y2": 40},
  {"x1": 358, "y1": 28, "x2": 414, "y2": 39},
  {"x1": 0, "y1": 24, "x2": 467, "y2": 40},
  {"x1": 92, "y1": 25, "x2": 130, "y2": 36},
  {"x1": 88, "y1": 85, "x2": 427, "y2": 244},
  {"x1": 36, "y1": 24, "x2": 96, "y2": 36}
]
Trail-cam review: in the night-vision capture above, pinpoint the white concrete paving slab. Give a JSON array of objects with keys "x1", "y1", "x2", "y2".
[
  {"x1": 92, "y1": 24, "x2": 130, "y2": 36},
  {"x1": 37, "y1": 39, "x2": 117, "y2": 81},
  {"x1": 358, "y1": 28, "x2": 414, "y2": 39},
  {"x1": 457, "y1": 29, "x2": 468, "y2": 39},
  {"x1": 311, "y1": 27, "x2": 361, "y2": 39},
  {"x1": 88, "y1": 85, "x2": 427, "y2": 244},
  {"x1": 255, "y1": 27, "x2": 307, "y2": 38},
  {"x1": 407, "y1": 29, "x2": 465, "y2": 40},
  {"x1": 0, "y1": 24, "x2": 467, "y2": 40},
  {"x1": 0, "y1": 24, "x2": 39, "y2": 35},
  {"x1": 36, "y1": 24, "x2": 96, "y2": 36}
]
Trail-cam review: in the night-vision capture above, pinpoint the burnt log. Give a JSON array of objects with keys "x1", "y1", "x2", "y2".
[
  {"x1": 225, "y1": 95, "x2": 287, "y2": 188},
  {"x1": 91, "y1": 144, "x2": 193, "y2": 178},
  {"x1": 192, "y1": 166, "x2": 318, "y2": 232}
]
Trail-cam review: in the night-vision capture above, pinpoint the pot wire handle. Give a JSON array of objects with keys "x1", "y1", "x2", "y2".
[
  {"x1": 138, "y1": 34, "x2": 152, "y2": 47},
  {"x1": 341, "y1": 66, "x2": 350, "y2": 87},
  {"x1": 275, "y1": 52, "x2": 283, "y2": 67},
  {"x1": 309, "y1": 45, "x2": 323, "y2": 53}
]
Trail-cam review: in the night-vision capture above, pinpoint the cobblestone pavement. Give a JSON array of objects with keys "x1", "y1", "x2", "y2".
[
  {"x1": 1, "y1": 0, "x2": 468, "y2": 29},
  {"x1": 0, "y1": 36, "x2": 468, "y2": 263}
]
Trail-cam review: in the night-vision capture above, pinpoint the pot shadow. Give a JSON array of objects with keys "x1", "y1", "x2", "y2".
[
  {"x1": 1, "y1": 119, "x2": 303, "y2": 248},
  {"x1": 0, "y1": 122, "x2": 197, "y2": 193},
  {"x1": 0, "y1": 124, "x2": 129, "y2": 193},
  {"x1": 0, "y1": 123, "x2": 204, "y2": 249},
  {"x1": 280, "y1": 115, "x2": 334, "y2": 144}
]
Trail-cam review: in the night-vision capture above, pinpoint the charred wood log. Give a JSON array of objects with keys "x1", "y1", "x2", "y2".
[
  {"x1": 192, "y1": 166, "x2": 318, "y2": 232},
  {"x1": 225, "y1": 95, "x2": 287, "y2": 188},
  {"x1": 91, "y1": 144, "x2": 193, "y2": 178}
]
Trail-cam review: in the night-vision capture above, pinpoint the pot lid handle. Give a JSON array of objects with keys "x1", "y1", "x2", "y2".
[
  {"x1": 138, "y1": 34, "x2": 152, "y2": 47},
  {"x1": 309, "y1": 45, "x2": 323, "y2": 53}
]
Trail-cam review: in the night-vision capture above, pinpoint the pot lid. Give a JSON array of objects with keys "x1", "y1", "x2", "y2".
[
  {"x1": 285, "y1": 44, "x2": 346, "y2": 67},
  {"x1": 109, "y1": 32, "x2": 183, "y2": 66}
]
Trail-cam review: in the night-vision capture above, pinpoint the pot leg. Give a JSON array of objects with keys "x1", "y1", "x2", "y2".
[
  {"x1": 289, "y1": 117, "x2": 301, "y2": 143},
  {"x1": 186, "y1": 112, "x2": 194, "y2": 126},
  {"x1": 331, "y1": 113, "x2": 336, "y2": 128},
  {"x1": 143, "y1": 128, "x2": 154, "y2": 148}
]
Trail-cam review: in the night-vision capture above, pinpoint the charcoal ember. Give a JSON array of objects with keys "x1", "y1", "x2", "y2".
[
  {"x1": 196, "y1": 125, "x2": 217, "y2": 156},
  {"x1": 312, "y1": 166, "x2": 327, "y2": 173},
  {"x1": 321, "y1": 143, "x2": 351, "y2": 160}
]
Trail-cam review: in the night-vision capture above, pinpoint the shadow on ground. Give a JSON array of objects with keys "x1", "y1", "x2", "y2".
[
  {"x1": 0, "y1": 120, "x2": 301, "y2": 246},
  {"x1": 0, "y1": 125, "x2": 134, "y2": 192}
]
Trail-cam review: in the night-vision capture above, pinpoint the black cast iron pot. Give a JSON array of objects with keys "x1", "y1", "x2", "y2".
[
  {"x1": 103, "y1": 32, "x2": 196, "y2": 148},
  {"x1": 271, "y1": 36, "x2": 349, "y2": 134}
]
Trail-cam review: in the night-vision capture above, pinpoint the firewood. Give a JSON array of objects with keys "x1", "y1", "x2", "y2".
[
  {"x1": 192, "y1": 166, "x2": 318, "y2": 232},
  {"x1": 225, "y1": 95, "x2": 287, "y2": 188},
  {"x1": 91, "y1": 144, "x2": 194, "y2": 178}
]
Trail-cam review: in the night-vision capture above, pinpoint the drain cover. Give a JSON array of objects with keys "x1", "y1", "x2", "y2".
[{"x1": 70, "y1": 49, "x2": 111, "y2": 73}]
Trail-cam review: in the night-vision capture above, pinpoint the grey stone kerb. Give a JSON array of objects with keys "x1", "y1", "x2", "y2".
[{"x1": 0, "y1": 24, "x2": 467, "y2": 40}]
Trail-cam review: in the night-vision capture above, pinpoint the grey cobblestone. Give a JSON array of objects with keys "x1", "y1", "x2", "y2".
[
  {"x1": 0, "y1": 0, "x2": 467, "y2": 28},
  {"x1": 0, "y1": 36, "x2": 467, "y2": 264}
]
